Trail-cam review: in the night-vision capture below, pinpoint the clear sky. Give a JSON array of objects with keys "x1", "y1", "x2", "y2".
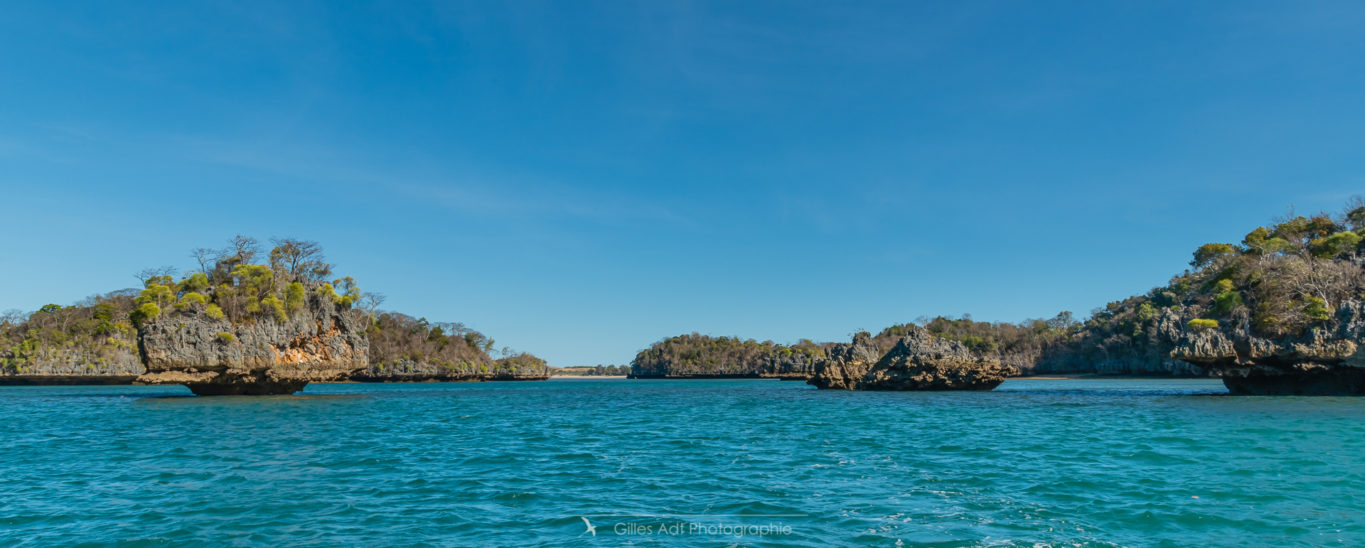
[{"x1": 1, "y1": 1, "x2": 1363, "y2": 365}]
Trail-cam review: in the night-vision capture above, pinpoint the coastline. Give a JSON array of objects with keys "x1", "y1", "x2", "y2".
[
  {"x1": 0, "y1": 375, "x2": 554, "y2": 386},
  {"x1": 0, "y1": 372, "x2": 1212, "y2": 386}
]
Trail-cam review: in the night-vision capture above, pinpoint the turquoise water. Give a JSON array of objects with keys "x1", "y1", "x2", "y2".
[{"x1": 1, "y1": 379, "x2": 1363, "y2": 546}]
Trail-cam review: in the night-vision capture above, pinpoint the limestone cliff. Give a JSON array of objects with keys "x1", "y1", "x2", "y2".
[
  {"x1": 136, "y1": 292, "x2": 369, "y2": 395},
  {"x1": 808, "y1": 328, "x2": 1017, "y2": 391},
  {"x1": 1171, "y1": 300, "x2": 1365, "y2": 395}
]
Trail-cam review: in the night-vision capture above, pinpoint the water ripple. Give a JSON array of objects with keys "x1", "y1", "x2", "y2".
[{"x1": 0, "y1": 379, "x2": 1363, "y2": 545}]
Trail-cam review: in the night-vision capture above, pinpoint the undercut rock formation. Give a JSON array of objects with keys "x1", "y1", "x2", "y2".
[
  {"x1": 1172, "y1": 301, "x2": 1365, "y2": 396},
  {"x1": 136, "y1": 294, "x2": 368, "y2": 395}
]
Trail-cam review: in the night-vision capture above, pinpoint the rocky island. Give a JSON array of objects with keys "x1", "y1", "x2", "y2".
[
  {"x1": 135, "y1": 283, "x2": 369, "y2": 395},
  {"x1": 1153, "y1": 204, "x2": 1365, "y2": 395},
  {"x1": 128, "y1": 239, "x2": 372, "y2": 394},
  {"x1": 1, "y1": 237, "x2": 551, "y2": 394},
  {"x1": 808, "y1": 329, "x2": 1018, "y2": 391}
]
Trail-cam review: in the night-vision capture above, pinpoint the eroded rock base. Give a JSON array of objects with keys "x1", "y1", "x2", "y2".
[
  {"x1": 1222, "y1": 370, "x2": 1365, "y2": 396},
  {"x1": 186, "y1": 379, "x2": 309, "y2": 396},
  {"x1": 138, "y1": 370, "x2": 313, "y2": 396}
]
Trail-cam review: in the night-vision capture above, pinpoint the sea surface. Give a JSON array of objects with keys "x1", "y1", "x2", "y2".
[{"x1": 1, "y1": 378, "x2": 1363, "y2": 547}]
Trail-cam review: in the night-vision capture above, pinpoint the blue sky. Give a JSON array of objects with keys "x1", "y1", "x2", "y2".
[{"x1": 2, "y1": 1, "x2": 1363, "y2": 365}]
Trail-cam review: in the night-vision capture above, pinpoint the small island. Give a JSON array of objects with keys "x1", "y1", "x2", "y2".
[{"x1": 1, "y1": 237, "x2": 550, "y2": 394}]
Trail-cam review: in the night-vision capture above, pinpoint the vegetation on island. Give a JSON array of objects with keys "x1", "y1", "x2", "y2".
[
  {"x1": 493, "y1": 352, "x2": 550, "y2": 376},
  {"x1": 367, "y1": 313, "x2": 497, "y2": 375},
  {"x1": 1182, "y1": 203, "x2": 1363, "y2": 336},
  {"x1": 1033, "y1": 199, "x2": 1365, "y2": 373},
  {"x1": 361, "y1": 312, "x2": 550, "y2": 379},
  {"x1": 128, "y1": 236, "x2": 368, "y2": 332}
]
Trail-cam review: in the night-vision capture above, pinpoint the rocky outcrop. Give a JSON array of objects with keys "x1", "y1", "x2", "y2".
[
  {"x1": 802, "y1": 332, "x2": 881, "y2": 388},
  {"x1": 808, "y1": 328, "x2": 1018, "y2": 391},
  {"x1": 136, "y1": 294, "x2": 368, "y2": 395},
  {"x1": 1172, "y1": 301, "x2": 1365, "y2": 395}
]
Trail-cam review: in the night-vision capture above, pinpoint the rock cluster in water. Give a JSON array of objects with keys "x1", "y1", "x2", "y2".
[
  {"x1": 808, "y1": 328, "x2": 1018, "y2": 391},
  {"x1": 136, "y1": 293, "x2": 369, "y2": 395},
  {"x1": 1171, "y1": 300, "x2": 1365, "y2": 395}
]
